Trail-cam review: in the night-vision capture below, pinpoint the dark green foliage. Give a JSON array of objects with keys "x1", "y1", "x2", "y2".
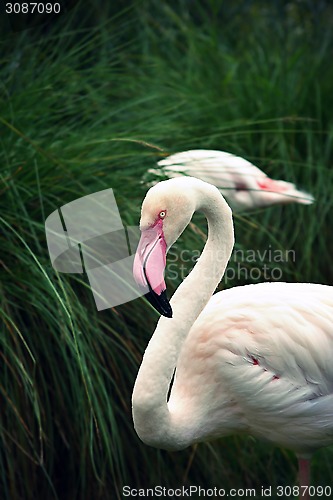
[{"x1": 1, "y1": 1, "x2": 333, "y2": 498}]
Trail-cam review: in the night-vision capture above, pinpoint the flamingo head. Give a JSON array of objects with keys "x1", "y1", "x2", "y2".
[{"x1": 133, "y1": 178, "x2": 199, "y2": 318}]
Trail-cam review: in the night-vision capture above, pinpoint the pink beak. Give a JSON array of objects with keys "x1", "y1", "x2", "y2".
[{"x1": 133, "y1": 224, "x2": 172, "y2": 318}]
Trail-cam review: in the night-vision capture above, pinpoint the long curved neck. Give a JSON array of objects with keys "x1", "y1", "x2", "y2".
[{"x1": 132, "y1": 184, "x2": 234, "y2": 450}]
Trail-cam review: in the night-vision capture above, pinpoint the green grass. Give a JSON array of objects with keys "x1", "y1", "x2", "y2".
[{"x1": 1, "y1": 1, "x2": 333, "y2": 498}]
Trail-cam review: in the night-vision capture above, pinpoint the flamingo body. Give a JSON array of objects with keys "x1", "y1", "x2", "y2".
[
  {"x1": 170, "y1": 282, "x2": 333, "y2": 457},
  {"x1": 154, "y1": 149, "x2": 314, "y2": 211}
]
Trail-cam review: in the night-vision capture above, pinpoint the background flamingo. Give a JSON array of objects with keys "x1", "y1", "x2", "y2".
[
  {"x1": 149, "y1": 149, "x2": 314, "y2": 211},
  {"x1": 133, "y1": 177, "x2": 333, "y2": 500}
]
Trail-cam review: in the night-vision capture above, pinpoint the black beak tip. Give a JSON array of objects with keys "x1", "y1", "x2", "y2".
[{"x1": 144, "y1": 289, "x2": 173, "y2": 318}]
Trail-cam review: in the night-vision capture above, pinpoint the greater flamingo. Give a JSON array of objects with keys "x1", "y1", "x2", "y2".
[
  {"x1": 151, "y1": 149, "x2": 314, "y2": 211},
  {"x1": 132, "y1": 177, "x2": 333, "y2": 499}
]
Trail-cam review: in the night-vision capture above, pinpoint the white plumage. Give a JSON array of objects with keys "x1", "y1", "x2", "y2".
[
  {"x1": 170, "y1": 282, "x2": 333, "y2": 455},
  {"x1": 152, "y1": 149, "x2": 314, "y2": 211},
  {"x1": 132, "y1": 177, "x2": 332, "y2": 497}
]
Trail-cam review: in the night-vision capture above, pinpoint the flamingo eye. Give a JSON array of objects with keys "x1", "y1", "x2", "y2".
[{"x1": 159, "y1": 210, "x2": 166, "y2": 219}]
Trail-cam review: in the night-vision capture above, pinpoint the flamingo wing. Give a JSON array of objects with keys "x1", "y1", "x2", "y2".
[
  {"x1": 156, "y1": 150, "x2": 314, "y2": 210},
  {"x1": 157, "y1": 149, "x2": 263, "y2": 189},
  {"x1": 169, "y1": 282, "x2": 333, "y2": 453}
]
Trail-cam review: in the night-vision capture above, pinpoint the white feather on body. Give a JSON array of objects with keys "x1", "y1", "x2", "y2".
[
  {"x1": 169, "y1": 282, "x2": 333, "y2": 456},
  {"x1": 155, "y1": 149, "x2": 314, "y2": 211}
]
